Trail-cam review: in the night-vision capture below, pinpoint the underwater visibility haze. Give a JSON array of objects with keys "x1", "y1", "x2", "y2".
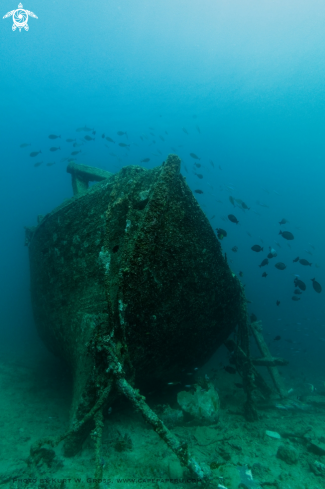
[{"x1": 0, "y1": 1, "x2": 325, "y2": 487}]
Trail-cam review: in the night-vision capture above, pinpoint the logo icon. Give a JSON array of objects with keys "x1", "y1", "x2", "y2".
[{"x1": 3, "y1": 3, "x2": 38, "y2": 32}]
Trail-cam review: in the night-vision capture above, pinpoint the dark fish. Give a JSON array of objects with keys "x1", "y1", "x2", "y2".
[
  {"x1": 259, "y1": 259, "x2": 269, "y2": 267},
  {"x1": 224, "y1": 366, "x2": 236, "y2": 374},
  {"x1": 194, "y1": 189, "x2": 203, "y2": 194},
  {"x1": 294, "y1": 289, "x2": 302, "y2": 295},
  {"x1": 106, "y1": 137, "x2": 115, "y2": 143},
  {"x1": 279, "y1": 218, "x2": 288, "y2": 225},
  {"x1": 195, "y1": 173, "x2": 203, "y2": 179},
  {"x1": 218, "y1": 165, "x2": 222, "y2": 170},
  {"x1": 118, "y1": 143, "x2": 130, "y2": 148},
  {"x1": 141, "y1": 158, "x2": 150, "y2": 163},
  {"x1": 276, "y1": 300, "x2": 280, "y2": 306},
  {"x1": 228, "y1": 214, "x2": 239, "y2": 224},
  {"x1": 262, "y1": 272, "x2": 267, "y2": 277},
  {"x1": 84, "y1": 135, "x2": 95, "y2": 141},
  {"x1": 71, "y1": 150, "x2": 81, "y2": 155},
  {"x1": 239, "y1": 271, "x2": 243, "y2": 277},
  {"x1": 232, "y1": 246, "x2": 238, "y2": 252},
  {"x1": 241, "y1": 202, "x2": 250, "y2": 210},
  {"x1": 20, "y1": 143, "x2": 31, "y2": 148},
  {"x1": 66, "y1": 139, "x2": 76, "y2": 143},
  {"x1": 294, "y1": 277, "x2": 306, "y2": 291},
  {"x1": 159, "y1": 135, "x2": 165, "y2": 141},
  {"x1": 194, "y1": 162, "x2": 201, "y2": 168},
  {"x1": 279, "y1": 230, "x2": 294, "y2": 240},
  {"x1": 293, "y1": 256, "x2": 299, "y2": 262},
  {"x1": 48, "y1": 134, "x2": 60, "y2": 139},
  {"x1": 50, "y1": 147, "x2": 60, "y2": 152},
  {"x1": 216, "y1": 228, "x2": 227, "y2": 239},
  {"x1": 274, "y1": 335, "x2": 281, "y2": 341},
  {"x1": 30, "y1": 150, "x2": 42, "y2": 157},
  {"x1": 210, "y1": 215, "x2": 215, "y2": 220},
  {"x1": 275, "y1": 262, "x2": 286, "y2": 270},
  {"x1": 210, "y1": 160, "x2": 214, "y2": 168},
  {"x1": 292, "y1": 296, "x2": 300, "y2": 301},
  {"x1": 117, "y1": 131, "x2": 128, "y2": 137},
  {"x1": 46, "y1": 162, "x2": 55, "y2": 166},
  {"x1": 196, "y1": 125, "x2": 201, "y2": 134},
  {"x1": 190, "y1": 153, "x2": 200, "y2": 160},
  {"x1": 251, "y1": 245, "x2": 263, "y2": 252},
  {"x1": 73, "y1": 142, "x2": 83, "y2": 148},
  {"x1": 182, "y1": 128, "x2": 189, "y2": 135},
  {"x1": 33, "y1": 161, "x2": 42, "y2": 167},
  {"x1": 102, "y1": 134, "x2": 105, "y2": 138},
  {"x1": 311, "y1": 278, "x2": 322, "y2": 293},
  {"x1": 92, "y1": 131, "x2": 96, "y2": 135},
  {"x1": 229, "y1": 196, "x2": 235, "y2": 207},
  {"x1": 299, "y1": 259, "x2": 312, "y2": 266}
]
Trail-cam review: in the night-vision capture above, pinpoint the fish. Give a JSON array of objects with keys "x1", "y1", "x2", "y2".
[
  {"x1": 228, "y1": 214, "x2": 239, "y2": 224},
  {"x1": 159, "y1": 135, "x2": 165, "y2": 141},
  {"x1": 279, "y1": 230, "x2": 294, "y2": 240},
  {"x1": 190, "y1": 153, "x2": 200, "y2": 160},
  {"x1": 210, "y1": 160, "x2": 214, "y2": 168},
  {"x1": 210, "y1": 215, "x2": 215, "y2": 220},
  {"x1": 292, "y1": 296, "x2": 301, "y2": 301},
  {"x1": 256, "y1": 200, "x2": 269, "y2": 208},
  {"x1": 118, "y1": 143, "x2": 130, "y2": 148},
  {"x1": 182, "y1": 128, "x2": 189, "y2": 135},
  {"x1": 61, "y1": 157, "x2": 69, "y2": 162},
  {"x1": 276, "y1": 300, "x2": 280, "y2": 306},
  {"x1": 275, "y1": 262, "x2": 286, "y2": 270},
  {"x1": 84, "y1": 135, "x2": 95, "y2": 141},
  {"x1": 216, "y1": 228, "x2": 227, "y2": 239},
  {"x1": 294, "y1": 289, "x2": 302, "y2": 295},
  {"x1": 76, "y1": 125, "x2": 93, "y2": 132},
  {"x1": 246, "y1": 231, "x2": 252, "y2": 237},
  {"x1": 92, "y1": 131, "x2": 96, "y2": 135},
  {"x1": 71, "y1": 150, "x2": 81, "y2": 155},
  {"x1": 141, "y1": 158, "x2": 150, "y2": 163},
  {"x1": 101, "y1": 134, "x2": 105, "y2": 138},
  {"x1": 30, "y1": 151, "x2": 42, "y2": 157},
  {"x1": 231, "y1": 246, "x2": 238, "y2": 252},
  {"x1": 196, "y1": 125, "x2": 201, "y2": 134},
  {"x1": 117, "y1": 131, "x2": 128, "y2": 137},
  {"x1": 294, "y1": 277, "x2": 306, "y2": 291},
  {"x1": 279, "y1": 218, "x2": 288, "y2": 225},
  {"x1": 194, "y1": 189, "x2": 203, "y2": 194},
  {"x1": 293, "y1": 256, "x2": 299, "y2": 262},
  {"x1": 239, "y1": 271, "x2": 243, "y2": 277},
  {"x1": 274, "y1": 241, "x2": 281, "y2": 248},
  {"x1": 195, "y1": 173, "x2": 203, "y2": 179},
  {"x1": 241, "y1": 202, "x2": 250, "y2": 210},
  {"x1": 299, "y1": 259, "x2": 312, "y2": 266},
  {"x1": 33, "y1": 162, "x2": 42, "y2": 167},
  {"x1": 48, "y1": 134, "x2": 60, "y2": 139},
  {"x1": 267, "y1": 247, "x2": 277, "y2": 259},
  {"x1": 66, "y1": 139, "x2": 76, "y2": 143},
  {"x1": 167, "y1": 381, "x2": 181, "y2": 386},
  {"x1": 106, "y1": 137, "x2": 115, "y2": 143},
  {"x1": 20, "y1": 143, "x2": 31, "y2": 148},
  {"x1": 46, "y1": 162, "x2": 55, "y2": 166},
  {"x1": 73, "y1": 142, "x2": 84, "y2": 147},
  {"x1": 194, "y1": 163, "x2": 201, "y2": 168},
  {"x1": 224, "y1": 366, "x2": 236, "y2": 374},
  {"x1": 274, "y1": 335, "x2": 281, "y2": 341},
  {"x1": 251, "y1": 245, "x2": 263, "y2": 252},
  {"x1": 262, "y1": 272, "x2": 267, "y2": 277},
  {"x1": 305, "y1": 250, "x2": 313, "y2": 256},
  {"x1": 311, "y1": 278, "x2": 322, "y2": 293},
  {"x1": 229, "y1": 196, "x2": 235, "y2": 207},
  {"x1": 50, "y1": 147, "x2": 60, "y2": 152},
  {"x1": 259, "y1": 259, "x2": 269, "y2": 267}
]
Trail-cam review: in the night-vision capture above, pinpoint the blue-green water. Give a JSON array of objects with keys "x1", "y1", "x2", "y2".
[{"x1": 0, "y1": 0, "x2": 324, "y2": 411}]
